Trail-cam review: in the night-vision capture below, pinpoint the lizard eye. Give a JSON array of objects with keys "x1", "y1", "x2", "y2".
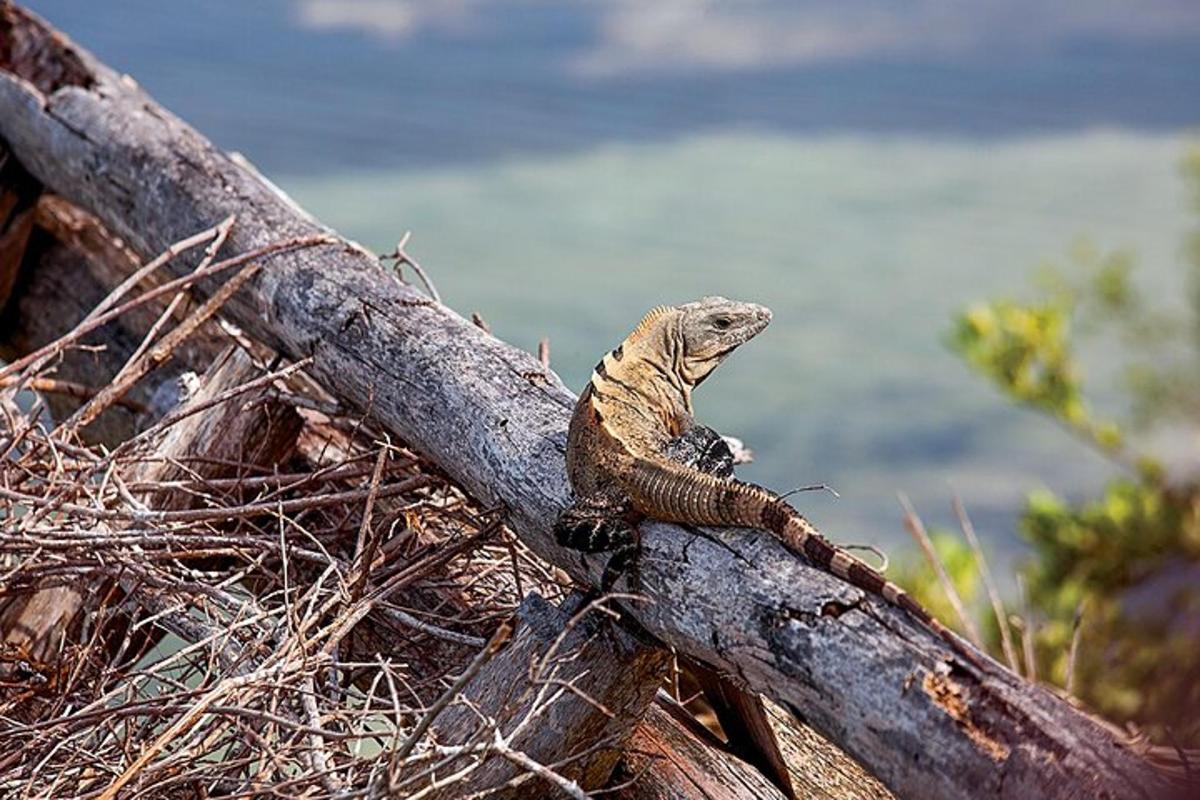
[{"x1": 713, "y1": 317, "x2": 732, "y2": 331}]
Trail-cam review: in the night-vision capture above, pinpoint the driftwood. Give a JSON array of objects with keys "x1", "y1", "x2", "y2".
[{"x1": 0, "y1": 4, "x2": 1177, "y2": 797}]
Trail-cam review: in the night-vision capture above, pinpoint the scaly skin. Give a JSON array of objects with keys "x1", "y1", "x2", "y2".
[{"x1": 555, "y1": 296, "x2": 981, "y2": 666}]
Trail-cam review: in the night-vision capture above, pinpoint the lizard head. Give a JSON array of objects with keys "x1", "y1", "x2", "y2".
[
  {"x1": 674, "y1": 296, "x2": 772, "y2": 385},
  {"x1": 594, "y1": 297, "x2": 771, "y2": 431}
]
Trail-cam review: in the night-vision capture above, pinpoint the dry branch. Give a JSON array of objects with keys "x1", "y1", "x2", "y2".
[
  {"x1": 899, "y1": 492, "x2": 984, "y2": 647},
  {"x1": 955, "y1": 496, "x2": 1021, "y2": 675},
  {"x1": 0, "y1": 4, "x2": 1178, "y2": 797},
  {"x1": 0, "y1": 366, "x2": 539, "y2": 795},
  {"x1": 0, "y1": 193, "x2": 226, "y2": 443},
  {"x1": 0, "y1": 344, "x2": 301, "y2": 668}
]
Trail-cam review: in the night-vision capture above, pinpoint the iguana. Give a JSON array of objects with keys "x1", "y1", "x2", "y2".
[{"x1": 554, "y1": 296, "x2": 981, "y2": 664}]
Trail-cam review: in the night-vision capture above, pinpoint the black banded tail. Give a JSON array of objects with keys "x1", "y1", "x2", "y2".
[{"x1": 623, "y1": 456, "x2": 985, "y2": 667}]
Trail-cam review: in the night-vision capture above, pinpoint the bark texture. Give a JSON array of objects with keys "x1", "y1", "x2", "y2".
[
  {"x1": 0, "y1": 4, "x2": 1174, "y2": 797},
  {"x1": 614, "y1": 703, "x2": 788, "y2": 800},
  {"x1": 431, "y1": 593, "x2": 670, "y2": 798}
]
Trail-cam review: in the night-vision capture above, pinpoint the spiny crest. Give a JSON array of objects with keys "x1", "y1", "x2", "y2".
[{"x1": 627, "y1": 304, "x2": 674, "y2": 343}]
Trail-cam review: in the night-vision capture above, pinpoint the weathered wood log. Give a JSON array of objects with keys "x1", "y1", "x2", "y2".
[
  {"x1": 132, "y1": 345, "x2": 304, "y2": 511},
  {"x1": 428, "y1": 593, "x2": 669, "y2": 798},
  {"x1": 764, "y1": 699, "x2": 893, "y2": 800},
  {"x1": 614, "y1": 703, "x2": 788, "y2": 800},
  {"x1": 0, "y1": 5, "x2": 1174, "y2": 797},
  {"x1": 618, "y1": 694, "x2": 895, "y2": 800},
  {"x1": 684, "y1": 653, "x2": 796, "y2": 797}
]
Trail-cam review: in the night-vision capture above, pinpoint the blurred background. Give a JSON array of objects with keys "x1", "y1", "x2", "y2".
[{"x1": 25, "y1": 4, "x2": 1199, "y2": 577}]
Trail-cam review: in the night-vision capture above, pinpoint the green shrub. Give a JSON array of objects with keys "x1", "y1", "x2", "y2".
[{"x1": 924, "y1": 146, "x2": 1200, "y2": 747}]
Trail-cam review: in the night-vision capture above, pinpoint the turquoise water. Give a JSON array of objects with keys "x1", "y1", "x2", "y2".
[{"x1": 281, "y1": 129, "x2": 1194, "y2": 566}]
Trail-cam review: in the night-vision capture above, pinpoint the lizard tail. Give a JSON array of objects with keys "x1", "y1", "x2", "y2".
[
  {"x1": 625, "y1": 454, "x2": 907, "y2": 599},
  {"x1": 625, "y1": 455, "x2": 986, "y2": 667}
]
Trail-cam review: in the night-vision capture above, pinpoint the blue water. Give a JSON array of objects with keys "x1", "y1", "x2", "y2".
[{"x1": 24, "y1": 1, "x2": 1200, "y2": 573}]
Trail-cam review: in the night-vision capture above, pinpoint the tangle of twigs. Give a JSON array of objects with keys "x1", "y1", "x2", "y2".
[{"x1": 0, "y1": 221, "x2": 592, "y2": 799}]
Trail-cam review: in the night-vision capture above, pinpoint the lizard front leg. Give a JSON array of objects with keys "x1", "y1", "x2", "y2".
[{"x1": 553, "y1": 493, "x2": 642, "y2": 592}]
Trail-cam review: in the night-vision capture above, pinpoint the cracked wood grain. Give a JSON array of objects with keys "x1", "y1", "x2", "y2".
[{"x1": 0, "y1": 4, "x2": 1176, "y2": 797}]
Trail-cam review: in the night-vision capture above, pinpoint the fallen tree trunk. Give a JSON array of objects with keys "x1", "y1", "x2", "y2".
[{"x1": 0, "y1": 4, "x2": 1173, "y2": 797}]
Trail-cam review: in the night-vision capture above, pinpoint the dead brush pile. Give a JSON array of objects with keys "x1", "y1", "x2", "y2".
[{"x1": 0, "y1": 212, "x2": 588, "y2": 798}]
